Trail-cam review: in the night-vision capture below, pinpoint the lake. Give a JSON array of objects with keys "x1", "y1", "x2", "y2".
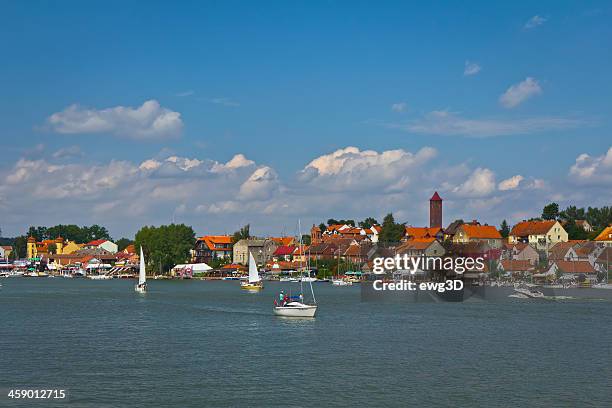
[{"x1": 1, "y1": 278, "x2": 611, "y2": 407}]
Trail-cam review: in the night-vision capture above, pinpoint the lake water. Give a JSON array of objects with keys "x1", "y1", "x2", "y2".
[{"x1": 1, "y1": 279, "x2": 611, "y2": 407}]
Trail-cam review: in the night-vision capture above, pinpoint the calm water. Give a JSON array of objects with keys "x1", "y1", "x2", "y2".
[{"x1": 1, "y1": 279, "x2": 611, "y2": 407}]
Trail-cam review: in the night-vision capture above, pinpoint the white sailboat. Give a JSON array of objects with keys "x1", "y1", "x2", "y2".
[
  {"x1": 134, "y1": 246, "x2": 147, "y2": 293},
  {"x1": 240, "y1": 252, "x2": 263, "y2": 291},
  {"x1": 273, "y1": 220, "x2": 317, "y2": 317}
]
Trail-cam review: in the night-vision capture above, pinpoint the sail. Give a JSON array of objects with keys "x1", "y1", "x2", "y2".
[
  {"x1": 139, "y1": 246, "x2": 146, "y2": 285},
  {"x1": 248, "y1": 252, "x2": 260, "y2": 283}
]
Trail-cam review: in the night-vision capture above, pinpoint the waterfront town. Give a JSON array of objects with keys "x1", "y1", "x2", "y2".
[{"x1": 1, "y1": 193, "x2": 611, "y2": 287}]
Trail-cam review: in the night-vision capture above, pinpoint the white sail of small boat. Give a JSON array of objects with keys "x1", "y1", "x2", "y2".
[
  {"x1": 135, "y1": 246, "x2": 147, "y2": 293},
  {"x1": 240, "y1": 252, "x2": 263, "y2": 290}
]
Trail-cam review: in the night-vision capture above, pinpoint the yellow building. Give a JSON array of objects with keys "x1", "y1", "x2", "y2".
[
  {"x1": 509, "y1": 220, "x2": 568, "y2": 251},
  {"x1": 27, "y1": 236, "x2": 76, "y2": 259}
]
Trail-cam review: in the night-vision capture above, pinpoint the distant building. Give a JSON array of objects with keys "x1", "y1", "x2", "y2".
[
  {"x1": 193, "y1": 235, "x2": 233, "y2": 264},
  {"x1": 84, "y1": 239, "x2": 118, "y2": 254},
  {"x1": 575, "y1": 220, "x2": 593, "y2": 232},
  {"x1": 452, "y1": 223, "x2": 502, "y2": 249},
  {"x1": 595, "y1": 225, "x2": 612, "y2": 247},
  {"x1": 405, "y1": 227, "x2": 444, "y2": 242},
  {"x1": 396, "y1": 239, "x2": 446, "y2": 258},
  {"x1": 503, "y1": 242, "x2": 540, "y2": 266},
  {"x1": 547, "y1": 260, "x2": 597, "y2": 283},
  {"x1": 233, "y1": 238, "x2": 278, "y2": 265},
  {"x1": 310, "y1": 225, "x2": 322, "y2": 244},
  {"x1": 429, "y1": 191, "x2": 443, "y2": 228},
  {"x1": 509, "y1": 220, "x2": 568, "y2": 251}
]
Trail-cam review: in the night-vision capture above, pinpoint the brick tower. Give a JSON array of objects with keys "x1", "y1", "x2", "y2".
[
  {"x1": 311, "y1": 224, "x2": 322, "y2": 244},
  {"x1": 429, "y1": 191, "x2": 443, "y2": 228}
]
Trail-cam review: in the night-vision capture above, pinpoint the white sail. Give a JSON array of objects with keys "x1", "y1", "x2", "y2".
[
  {"x1": 248, "y1": 252, "x2": 260, "y2": 283},
  {"x1": 139, "y1": 246, "x2": 146, "y2": 285}
]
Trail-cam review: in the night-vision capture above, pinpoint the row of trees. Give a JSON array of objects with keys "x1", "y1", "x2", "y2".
[{"x1": 26, "y1": 224, "x2": 112, "y2": 243}]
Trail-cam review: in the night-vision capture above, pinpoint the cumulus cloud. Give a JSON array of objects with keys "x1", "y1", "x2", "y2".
[
  {"x1": 238, "y1": 166, "x2": 279, "y2": 200},
  {"x1": 499, "y1": 77, "x2": 542, "y2": 108},
  {"x1": 498, "y1": 175, "x2": 524, "y2": 191},
  {"x1": 569, "y1": 146, "x2": 612, "y2": 185},
  {"x1": 464, "y1": 61, "x2": 481, "y2": 76},
  {"x1": 453, "y1": 168, "x2": 496, "y2": 197},
  {"x1": 386, "y1": 110, "x2": 582, "y2": 137},
  {"x1": 301, "y1": 146, "x2": 437, "y2": 191},
  {"x1": 47, "y1": 100, "x2": 183, "y2": 139},
  {"x1": 524, "y1": 15, "x2": 547, "y2": 29},
  {"x1": 391, "y1": 102, "x2": 407, "y2": 112},
  {"x1": 211, "y1": 154, "x2": 255, "y2": 172}
]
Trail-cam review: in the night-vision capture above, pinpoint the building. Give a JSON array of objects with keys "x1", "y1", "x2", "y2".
[
  {"x1": 233, "y1": 238, "x2": 278, "y2": 265},
  {"x1": 193, "y1": 235, "x2": 233, "y2": 264},
  {"x1": 429, "y1": 191, "x2": 442, "y2": 228},
  {"x1": 547, "y1": 260, "x2": 598, "y2": 283},
  {"x1": 311, "y1": 225, "x2": 322, "y2": 244},
  {"x1": 322, "y1": 224, "x2": 380, "y2": 242},
  {"x1": 575, "y1": 220, "x2": 593, "y2": 232},
  {"x1": 503, "y1": 242, "x2": 540, "y2": 266},
  {"x1": 443, "y1": 219, "x2": 464, "y2": 241},
  {"x1": 508, "y1": 220, "x2": 568, "y2": 251},
  {"x1": 84, "y1": 239, "x2": 118, "y2": 254},
  {"x1": 405, "y1": 227, "x2": 444, "y2": 241},
  {"x1": 270, "y1": 236, "x2": 296, "y2": 246},
  {"x1": 396, "y1": 239, "x2": 446, "y2": 257},
  {"x1": 272, "y1": 245, "x2": 296, "y2": 261},
  {"x1": 452, "y1": 223, "x2": 502, "y2": 249},
  {"x1": 594, "y1": 225, "x2": 612, "y2": 247},
  {"x1": 498, "y1": 259, "x2": 535, "y2": 276},
  {"x1": 1, "y1": 245, "x2": 14, "y2": 259}
]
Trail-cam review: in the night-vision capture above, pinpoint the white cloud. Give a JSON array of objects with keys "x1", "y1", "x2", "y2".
[
  {"x1": 386, "y1": 110, "x2": 583, "y2": 137},
  {"x1": 301, "y1": 146, "x2": 437, "y2": 192},
  {"x1": 464, "y1": 61, "x2": 481, "y2": 76},
  {"x1": 499, "y1": 77, "x2": 542, "y2": 108},
  {"x1": 391, "y1": 102, "x2": 407, "y2": 112},
  {"x1": 569, "y1": 146, "x2": 612, "y2": 185},
  {"x1": 211, "y1": 154, "x2": 255, "y2": 172},
  {"x1": 498, "y1": 175, "x2": 524, "y2": 191},
  {"x1": 453, "y1": 168, "x2": 496, "y2": 197},
  {"x1": 238, "y1": 167, "x2": 279, "y2": 200},
  {"x1": 47, "y1": 100, "x2": 183, "y2": 139},
  {"x1": 52, "y1": 145, "x2": 83, "y2": 159},
  {"x1": 524, "y1": 15, "x2": 547, "y2": 29}
]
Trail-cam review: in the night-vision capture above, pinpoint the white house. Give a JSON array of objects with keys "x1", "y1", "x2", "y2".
[{"x1": 84, "y1": 239, "x2": 118, "y2": 254}]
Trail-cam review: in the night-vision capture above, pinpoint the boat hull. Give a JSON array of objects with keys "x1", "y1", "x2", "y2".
[
  {"x1": 273, "y1": 305, "x2": 317, "y2": 317},
  {"x1": 134, "y1": 285, "x2": 147, "y2": 294},
  {"x1": 241, "y1": 283, "x2": 263, "y2": 291}
]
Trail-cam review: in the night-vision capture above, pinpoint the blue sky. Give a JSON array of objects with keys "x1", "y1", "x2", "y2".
[{"x1": 1, "y1": 1, "x2": 611, "y2": 238}]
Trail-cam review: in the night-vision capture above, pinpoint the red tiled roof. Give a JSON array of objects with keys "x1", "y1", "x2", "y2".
[
  {"x1": 273, "y1": 245, "x2": 296, "y2": 256},
  {"x1": 554, "y1": 260, "x2": 596, "y2": 274},
  {"x1": 510, "y1": 220, "x2": 556, "y2": 237},
  {"x1": 499, "y1": 259, "x2": 534, "y2": 272},
  {"x1": 595, "y1": 226, "x2": 612, "y2": 242},
  {"x1": 405, "y1": 227, "x2": 442, "y2": 240},
  {"x1": 459, "y1": 224, "x2": 502, "y2": 239},
  {"x1": 86, "y1": 239, "x2": 108, "y2": 246}
]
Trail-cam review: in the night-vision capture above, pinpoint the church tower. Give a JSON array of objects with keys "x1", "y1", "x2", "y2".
[
  {"x1": 429, "y1": 192, "x2": 443, "y2": 229},
  {"x1": 55, "y1": 236, "x2": 65, "y2": 254},
  {"x1": 311, "y1": 224, "x2": 322, "y2": 244}
]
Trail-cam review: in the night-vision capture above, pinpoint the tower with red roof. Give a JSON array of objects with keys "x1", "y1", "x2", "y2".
[{"x1": 430, "y1": 192, "x2": 443, "y2": 229}]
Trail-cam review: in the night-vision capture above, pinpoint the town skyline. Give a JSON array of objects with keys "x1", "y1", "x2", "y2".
[{"x1": 1, "y1": 2, "x2": 611, "y2": 238}]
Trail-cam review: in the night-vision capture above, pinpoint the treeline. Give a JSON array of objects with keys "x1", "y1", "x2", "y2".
[
  {"x1": 26, "y1": 224, "x2": 112, "y2": 243},
  {"x1": 135, "y1": 224, "x2": 195, "y2": 273}
]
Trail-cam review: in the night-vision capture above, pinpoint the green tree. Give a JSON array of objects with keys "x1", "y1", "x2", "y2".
[
  {"x1": 232, "y1": 224, "x2": 250, "y2": 243},
  {"x1": 359, "y1": 217, "x2": 379, "y2": 229},
  {"x1": 135, "y1": 224, "x2": 196, "y2": 274},
  {"x1": 318, "y1": 223, "x2": 327, "y2": 232},
  {"x1": 47, "y1": 243, "x2": 57, "y2": 255},
  {"x1": 500, "y1": 220, "x2": 510, "y2": 238},
  {"x1": 301, "y1": 234, "x2": 311, "y2": 245},
  {"x1": 565, "y1": 220, "x2": 589, "y2": 240},
  {"x1": 116, "y1": 238, "x2": 133, "y2": 251},
  {"x1": 380, "y1": 213, "x2": 404, "y2": 244},
  {"x1": 13, "y1": 236, "x2": 27, "y2": 259},
  {"x1": 542, "y1": 203, "x2": 559, "y2": 220}
]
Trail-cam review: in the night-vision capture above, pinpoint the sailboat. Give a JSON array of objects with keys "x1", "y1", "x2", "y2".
[
  {"x1": 273, "y1": 220, "x2": 317, "y2": 317},
  {"x1": 134, "y1": 246, "x2": 147, "y2": 293},
  {"x1": 240, "y1": 252, "x2": 263, "y2": 291}
]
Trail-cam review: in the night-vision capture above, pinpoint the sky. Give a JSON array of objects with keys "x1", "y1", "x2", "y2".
[{"x1": 0, "y1": 1, "x2": 611, "y2": 239}]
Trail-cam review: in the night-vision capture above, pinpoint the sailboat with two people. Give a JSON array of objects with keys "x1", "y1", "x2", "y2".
[
  {"x1": 240, "y1": 252, "x2": 263, "y2": 291},
  {"x1": 134, "y1": 246, "x2": 147, "y2": 294},
  {"x1": 273, "y1": 220, "x2": 317, "y2": 317}
]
